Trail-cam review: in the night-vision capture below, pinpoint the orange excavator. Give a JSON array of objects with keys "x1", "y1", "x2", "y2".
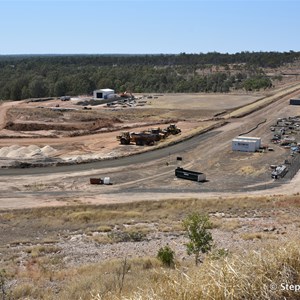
[{"x1": 119, "y1": 91, "x2": 134, "y2": 99}]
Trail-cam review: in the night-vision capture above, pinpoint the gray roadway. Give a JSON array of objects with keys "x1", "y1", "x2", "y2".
[{"x1": 0, "y1": 130, "x2": 220, "y2": 176}]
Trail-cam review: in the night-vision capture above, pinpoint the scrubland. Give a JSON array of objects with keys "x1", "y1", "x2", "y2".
[{"x1": 0, "y1": 195, "x2": 300, "y2": 299}]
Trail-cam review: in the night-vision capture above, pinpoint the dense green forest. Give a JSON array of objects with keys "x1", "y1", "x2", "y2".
[{"x1": 0, "y1": 51, "x2": 299, "y2": 100}]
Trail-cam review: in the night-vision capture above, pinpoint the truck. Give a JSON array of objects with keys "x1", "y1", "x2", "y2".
[
  {"x1": 130, "y1": 132, "x2": 159, "y2": 146},
  {"x1": 271, "y1": 165, "x2": 288, "y2": 179},
  {"x1": 116, "y1": 124, "x2": 181, "y2": 146},
  {"x1": 90, "y1": 177, "x2": 112, "y2": 185},
  {"x1": 60, "y1": 96, "x2": 71, "y2": 101},
  {"x1": 116, "y1": 131, "x2": 158, "y2": 146}
]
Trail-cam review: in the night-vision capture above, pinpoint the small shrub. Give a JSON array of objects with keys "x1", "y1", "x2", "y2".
[
  {"x1": 108, "y1": 231, "x2": 146, "y2": 243},
  {"x1": 157, "y1": 245, "x2": 175, "y2": 268}
]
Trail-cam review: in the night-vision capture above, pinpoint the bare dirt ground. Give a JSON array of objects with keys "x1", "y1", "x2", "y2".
[
  {"x1": 1, "y1": 83, "x2": 300, "y2": 210},
  {"x1": 0, "y1": 92, "x2": 260, "y2": 167},
  {"x1": 0, "y1": 191, "x2": 299, "y2": 300},
  {"x1": 1, "y1": 75, "x2": 300, "y2": 298},
  {"x1": 0, "y1": 86, "x2": 293, "y2": 167}
]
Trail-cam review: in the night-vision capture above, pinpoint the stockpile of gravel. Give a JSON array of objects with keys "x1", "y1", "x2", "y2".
[{"x1": 0, "y1": 145, "x2": 57, "y2": 158}]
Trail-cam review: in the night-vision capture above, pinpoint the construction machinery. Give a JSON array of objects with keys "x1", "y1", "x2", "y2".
[
  {"x1": 116, "y1": 124, "x2": 181, "y2": 146},
  {"x1": 131, "y1": 132, "x2": 158, "y2": 146},
  {"x1": 117, "y1": 131, "x2": 158, "y2": 146},
  {"x1": 271, "y1": 165, "x2": 288, "y2": 179},
  {"x1": 166, "y1": 124, "x2": 181, "y2": 135},
  {"x1": 117, "y1": 132, "x2": 132, "y2": 145},
  {"x1": 119, "y1": 91, "x2": 134, "y2": 99}
]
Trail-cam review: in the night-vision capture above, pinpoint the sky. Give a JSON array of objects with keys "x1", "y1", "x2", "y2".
[{"x1": 1, "y1": 0, "x2": 299, "y2": 55}]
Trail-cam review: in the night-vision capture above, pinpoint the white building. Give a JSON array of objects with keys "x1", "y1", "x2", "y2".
[
  {"x1": 93, "y1": 88, "x2": 115, "y2": 99},
  {"x1": 232, "y1": 136, "x2": 261, "y2": 152}
]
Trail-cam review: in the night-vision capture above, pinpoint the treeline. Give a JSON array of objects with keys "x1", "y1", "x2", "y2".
[{"x1": 0, "y1": 51, "x2": 298, "y2": 100}]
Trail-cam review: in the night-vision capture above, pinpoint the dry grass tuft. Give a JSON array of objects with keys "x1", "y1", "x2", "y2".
[
  {"x1": 237, "y1": 165, "x2": 266, "y2": 176},
  {"x1": 241, "y1": 232, "x2": 278, "y2": 241},
  {"x1": 26, "y1": 245, "x2": 61, "y2": 258},
  {"x1": 211, "y1": 218, "x2": 242, "y2": 231}
]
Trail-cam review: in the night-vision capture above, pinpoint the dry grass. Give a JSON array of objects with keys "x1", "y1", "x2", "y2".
[
  {"x1": 91, "y1": 234, "x2": 112, "y2": 244},
  {"x1": 58, "y1": 258, "x2": 162, "y2": 300},
  {"x1": 97, "y1": 225, "x2": 114, "y2": 232},
  {"x1": 87, "y1": 240, "x2": 300, "y2": 300},
  {"x1": 227, "y1": 82, "x2": 300, "y2": 118},
  {"x1": 212, "y1": 218, "x2": 242, "y2": 231},
  {"x1": 123, "y1": 225, "x2": 152, "y2": 235},
  {"x1": 237, "y1": 165, "x2": 266, "y2": 176},
  {"x1": 7, "y1": 107, "x2": 63, "y2": 121},
  {"x1": 26, "y1": 245, "x2": 61, "y2": 258},
  {"x1": 241, "y1": 232, "x2": 279, "y2": 241},
  {"x1": 0, "y1": 195, "x2": 284, "y2": 246},
  {"x1": 158, "y1": 221, "x2": 183, "y2": 233}
]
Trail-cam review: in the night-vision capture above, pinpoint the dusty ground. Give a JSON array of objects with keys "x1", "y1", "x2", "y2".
[
  {"x1": 1, "y1": 92, "x2": 245, "y2": 165},
  {"x1": 0, "y1": 91, "x2": 261, "y2": 167},
  {"x1": 0, "y1": 192, "x2": 299, "y2": 300},
  {"x1": 1, "y1": 79, "x2": 300, "y2": 298},
  {"x1": 0, "y1": 84, "x2": 300, "y2": 208}
]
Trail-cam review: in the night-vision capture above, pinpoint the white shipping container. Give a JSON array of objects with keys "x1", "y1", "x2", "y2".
[
  {"x1": 237, "y1": 136, "x2": 261, "y2": 148},
  {"x1": 232, "y1": 139, "x2": 257, "y2": 152}
]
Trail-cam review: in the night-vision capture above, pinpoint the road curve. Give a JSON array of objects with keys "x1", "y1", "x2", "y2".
[
  {"x1": 1, "y1": 83, "x2": 300, "y2": 177},
  {"x1": 0, "y1": 130, "x2": 220, "y2": 176}
]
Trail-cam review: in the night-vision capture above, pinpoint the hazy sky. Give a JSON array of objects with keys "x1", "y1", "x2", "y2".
[{"x1": 1, "y1": 0, "x2": 299, "y2": 54}]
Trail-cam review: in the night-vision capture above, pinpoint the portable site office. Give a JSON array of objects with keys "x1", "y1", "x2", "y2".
[{"x1": 232, "y1": 136, "x2": 261, "y2": 152}]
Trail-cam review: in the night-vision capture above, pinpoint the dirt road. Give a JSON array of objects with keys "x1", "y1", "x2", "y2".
[{"x1": 0, "y1": 100, "x2": 24, "y2": 130}]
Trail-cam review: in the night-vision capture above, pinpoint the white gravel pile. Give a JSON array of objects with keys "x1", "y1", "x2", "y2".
[
  {"x1": 62, "y1": 152, "x2": 115, "y2": 163},
  {"x1": 0, "y1": 145, "x2": 57, "y2": 159}
]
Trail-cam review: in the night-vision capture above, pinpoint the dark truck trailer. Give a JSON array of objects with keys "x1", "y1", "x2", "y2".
[
  {"x1": 290, "y1": 99, "x2": 300, "y2": 105},
  {"x1": 175, "y1": 167, "x2": 206, "y2": 182}
]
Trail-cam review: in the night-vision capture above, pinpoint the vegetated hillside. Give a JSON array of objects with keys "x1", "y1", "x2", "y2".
[
  {"x1": 0, "y1": 51, "x2": 299, "y2": 101},
  {"x1": 0, "y1": 196, "x2": 300, "y2": 299}
]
